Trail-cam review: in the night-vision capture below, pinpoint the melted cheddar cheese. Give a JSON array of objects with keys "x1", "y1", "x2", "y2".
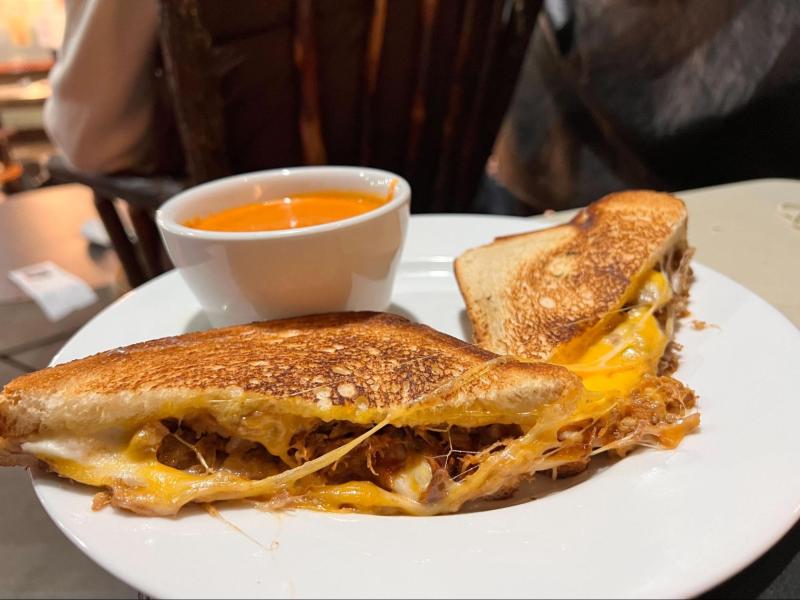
[
  {"x1": 559, "y1": 270, "x2": 672, "y2": 393},
  {"x1": 23, "y1": 271, "x2": 693, "y2": 516}
]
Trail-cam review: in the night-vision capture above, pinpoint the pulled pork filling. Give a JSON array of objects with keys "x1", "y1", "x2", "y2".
[
  {"x1": 291, "y1": 423, "x2": 523, "y2": 491},
  {"x1": 150, "y1": 372, "x2": 696, "y2": 505},
  {"x1": 126, "y1": 245, "x2": 699, "y2": 511},
  {"x1": 157, "y1": 419, "x2": 282, "y2": 480},
  {"x1": 154, "y1": 418, "x2": 525, "y2": 501},
  {"x1": 655, "y1": 243, "x2": 694, "y2": 375}
]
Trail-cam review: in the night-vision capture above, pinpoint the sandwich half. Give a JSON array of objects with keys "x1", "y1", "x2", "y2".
[
  {"x1": 0, "y1": 312, "x2": 697, "y2": 516},
  {"x1": 455, "y1": 190, "x2": 694, "y2": 392}
]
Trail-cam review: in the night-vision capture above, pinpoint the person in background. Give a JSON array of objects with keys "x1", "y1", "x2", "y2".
[
  {"x1": 47, "y1": 0, "x2": 800, "y2": 213},
  {"x1": 43, "y1": 0, "x2": 172, "y2": 174},
  {"x1": 479, "y1": 0, "x2": 800, "y2": 214}
]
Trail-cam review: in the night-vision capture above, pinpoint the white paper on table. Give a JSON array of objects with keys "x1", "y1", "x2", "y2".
[{"x1": 8, "y1": 261, "x2": 98, "y2": 321}]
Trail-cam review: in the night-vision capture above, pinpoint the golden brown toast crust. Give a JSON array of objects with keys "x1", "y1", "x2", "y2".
[
  {"x1": 3, "y1": 312, "x2": 487, "y2": 404},
  {"x1": 454, "y1": 190, "x2": 688, "y2": 357},
  {"x1": 0, "y1": 312, "x2": 583, "y2": 438}
]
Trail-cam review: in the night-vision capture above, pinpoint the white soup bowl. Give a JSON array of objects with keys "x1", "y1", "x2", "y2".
[{"x1": 156, "y1": 166, "x2": 410, "y2": 327}]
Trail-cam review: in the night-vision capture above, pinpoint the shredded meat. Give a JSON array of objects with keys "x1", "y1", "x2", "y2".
[
  {"x1": 660, "y1": 244, "x2": 693, "y2": 320},
  {"x1": 654, "y1": 244, "x2": 695, "y2": 374},
  {"x1": 691, "y1": 320, "x2": 719, "y2": 331},
  {"x1": 146, "y1": 373, "x2": 697, "y2": 503},
  {"x1": 658, "y1": 341, "x2": 682, "y2": 376},
  {"x1": 422, "y1": 466, "x2": 452, "y2": 503},
  {"x1": 288, "y1": 423, "x2": 523, "y2": 487},
  {"x1": 592, "y1": 374, "x2": 696, "y2": 453},
  {"x1": 156, "y1": 419, "x2": 280, "y2": 478},
  {"x1": 222, "y1": 439, "x2": 281, "y2": 479},
  {"x1": 92, "y1": 491, "x2": 112, "y2": 511},
  {"x1": 525, "y1": 375, "x2": 697, "y2": 479},
  {"x1": 149, "y1": 418, "x2": 525, "y2": 498},
  {"x1": 157, "y1": 427, "x2": 226, "y2": 474},
  {"x1": 670, "y1": 245, "x2": 695, "y2": 318},
  {"x1": 291, "y1": 424, "x2": 417, "y2": 485}
]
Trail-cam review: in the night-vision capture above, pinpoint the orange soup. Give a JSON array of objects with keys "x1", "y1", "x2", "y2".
[{"x1": 184, "y1": 189, "x2": 391, "y2": 232}]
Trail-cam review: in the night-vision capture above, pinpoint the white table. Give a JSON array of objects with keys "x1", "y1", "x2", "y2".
[{"x1": 1, "y1": 179, "x2": 798, "y2": 599}]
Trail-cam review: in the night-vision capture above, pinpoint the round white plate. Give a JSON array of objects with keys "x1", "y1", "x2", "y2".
[{"x1": 33, "y1": 215, "x2": 800, "y2": 599}]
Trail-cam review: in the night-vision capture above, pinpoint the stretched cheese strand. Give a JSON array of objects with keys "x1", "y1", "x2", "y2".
[
  {"x1": 30, "y1": 357, "x2": 517, "y2": 515},
  {"x1": 37, "y1": 420, "x2": 388, "y2": 515},
  {"x1": 282, "y1": 270, "x2": 693, "y2": 513},
  {"x1": 557, "y1": 271, "x2": 673, "y2": 393},
  {"x1": 27, "y1": 272, "x2": 693, "y2": 516},
  {"x1": 285, "y1": 377, "x2": 698, "y2": 515}
]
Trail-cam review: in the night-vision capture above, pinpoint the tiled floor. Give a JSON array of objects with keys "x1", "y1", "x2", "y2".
[{"x1": 0, "y1": 183, "x2": 139, "y2": 597}]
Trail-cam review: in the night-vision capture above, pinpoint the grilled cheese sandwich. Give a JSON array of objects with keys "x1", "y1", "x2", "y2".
[
  {"x1": 453, "y1": 190, "x2": 699, "y2": 484},
  {"x1": 0, "y1": 192, "x2": 701, "y2": 517},
  {"x1": 454, "y1": 190, "x2": 693, "y2": 374},
  {"x1": 0, "y1": 313, "x2": 697, "y2": 516}
]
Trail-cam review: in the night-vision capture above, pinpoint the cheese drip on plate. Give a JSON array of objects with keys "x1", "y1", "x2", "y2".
[{"x1": 22, "y1": 271, "x2": 697, "y2": 516}]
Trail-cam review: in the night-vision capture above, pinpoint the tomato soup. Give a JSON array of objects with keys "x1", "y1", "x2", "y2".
[{"x1": 183, "y1": 189, "x2": 391, "y2": 232}]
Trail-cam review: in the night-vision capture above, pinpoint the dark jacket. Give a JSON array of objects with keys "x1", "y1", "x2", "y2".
[{"x1": 492, "y1": 0, "x2": 800, "y2": 212}]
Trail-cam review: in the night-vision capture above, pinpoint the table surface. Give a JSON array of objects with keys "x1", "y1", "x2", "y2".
[
  {"x1": 1, "y1": 178, "x2": 798, "y2": 599},
  {"x1": 0, "y1": 184, "x2": 120, "y2": 303}
]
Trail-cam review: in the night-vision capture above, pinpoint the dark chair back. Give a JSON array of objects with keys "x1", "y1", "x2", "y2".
[
  {"x1": 50, "y1": 0, "x2": 539, "y2": 289},
  {"x1": 159, "y1": 0, "x2": 540, "y2": 212}
]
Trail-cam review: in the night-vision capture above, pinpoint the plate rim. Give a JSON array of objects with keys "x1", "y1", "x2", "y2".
[{"x1": 32, "y1": 214, "x2": 800, "y2": 598}]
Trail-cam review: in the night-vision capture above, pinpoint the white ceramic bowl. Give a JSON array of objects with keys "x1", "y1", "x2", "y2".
[{"x1": 156, "y1": 166, "x2": 410, "y2": 326}]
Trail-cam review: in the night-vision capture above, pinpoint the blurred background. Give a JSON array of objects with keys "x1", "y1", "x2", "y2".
[{"x1": 0, "y1": 0, "x2": 798, "y2": 390}]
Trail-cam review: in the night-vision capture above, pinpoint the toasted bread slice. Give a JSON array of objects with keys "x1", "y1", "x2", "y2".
[
  {"x1": 0, "y1": 312, "x2": 578, "y2": 439},
  {"x1": 0, "y1": 312, "x2": 697, "y2": 516},
  {"x1": 455, "y1": 190, "x2": 690, "y2": 359}
]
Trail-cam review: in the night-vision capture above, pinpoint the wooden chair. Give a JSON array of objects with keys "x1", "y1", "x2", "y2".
[
  {"x1": 47, "y1": 156, "x2": 186, "y2": 287},
  {"x1": 49, "y1": 0, "x2": 540, "y2": 287}
]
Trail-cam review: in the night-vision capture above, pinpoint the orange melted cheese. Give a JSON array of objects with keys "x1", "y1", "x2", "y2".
[
  {"x1": 26, "y1": 272, "x2": 688, "y2": 516},
  {"x1": 560, "y1": 270, "x2": 672, "y2": 393},
  {"x1": 184, "y1": 190, "x2": 389, "y2": 232}
]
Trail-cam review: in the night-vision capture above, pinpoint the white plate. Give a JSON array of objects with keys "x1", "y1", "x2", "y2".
[{"x1": 33, "y1": 215, "x2": 800, "y2": 599}]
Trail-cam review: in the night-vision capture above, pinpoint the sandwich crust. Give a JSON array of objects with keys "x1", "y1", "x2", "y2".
[
  {"x1": 0, "y1": 312, "x2": 582, "y2": 438},
  {"x1": 454, "y1": 190, "x2": 688, "y2": 357},
  {"x1": 0, "y1": 312, "x2": 698, "y2": 516}
]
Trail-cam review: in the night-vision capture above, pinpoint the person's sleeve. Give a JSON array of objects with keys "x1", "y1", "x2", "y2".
[{"x1": 43, "y1": 0, "x2": 160, "y2": 174}]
